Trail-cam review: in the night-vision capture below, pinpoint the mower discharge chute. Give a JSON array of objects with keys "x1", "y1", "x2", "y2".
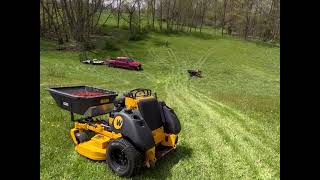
[{"x1": 48, "y1": 86, "x2": 181, "y2": 177}]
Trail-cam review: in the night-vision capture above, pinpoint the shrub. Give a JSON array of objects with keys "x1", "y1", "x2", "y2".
[
  {"x1": 91, "y1": 36, "x2": 120, "y2": 51},
  {"x1": 153, "y1": 39, "x2": 169, "y2": 47},
  {"x1": 129, "y1": 32, "x2": 146, "y2": 41},
  {"x1": 82, "y1": 41, "x2": 95, "y2": 51},
  {"x1": 104, "y1": 38, "x2": 120, "y2": 50},
  {"x1": 142, "y1": 25, "x2": 152, "y2": 32}
]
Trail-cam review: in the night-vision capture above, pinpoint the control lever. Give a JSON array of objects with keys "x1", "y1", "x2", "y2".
[{"x1": 101, "y1": 124, "x2": 112, "y2": 131}]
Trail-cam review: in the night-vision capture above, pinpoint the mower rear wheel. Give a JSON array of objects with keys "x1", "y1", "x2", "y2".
[{"x1": 106, "y1": 138, "x2": 143, "y2": 177}]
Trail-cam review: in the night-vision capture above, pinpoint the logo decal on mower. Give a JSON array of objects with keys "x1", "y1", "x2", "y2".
[{"x1": 113, "y1": 116, "x2": 123, "y2": 129}]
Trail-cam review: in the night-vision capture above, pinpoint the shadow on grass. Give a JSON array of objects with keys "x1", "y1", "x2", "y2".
[
  {"x1": 206, "y1": 33, "x2": 280, "y2": 49},
  {"x1": 156, "y1": 31, "x2": 222, "y2": 41},
  {"x1": 186, "y1": 31, "x2": 222, "y2": 40},
  {"x1": 80, "y1": 145, "x2": 193, "y2": 179},
  {"x1": 229, "y1": 36, "x2": 279, "y2": 48},
  {"x1": 133, "y1": 145, "x2": 193, "y2": 179},
  {"x1": 253, "y1": 40, "x2": 280, "y2": 48}
]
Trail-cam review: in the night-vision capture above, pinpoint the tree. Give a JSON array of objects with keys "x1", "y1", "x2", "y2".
[
  {"x1": 137, "y1": 0, "x2": 142, "y2": 31},
  {"x1": 117, "y1": 0, "x2": 122, "y2": 28},
  {"x1": 243, "y1": 0, "x2": 255, "y2": 39},
  {"x1": 122, "y1": 0, "x2": 137, "y2": 33},
  {"x1": 199, "y1": 0, "x2": 209, "y2": 33},
  {"x1": 152, "y1": 0, "x2": 156, "y2": 29},
  {"x1": 221, "y1": 0, "x2": 229, "y2": 35},
  {"x1": 40, "y1": 0, "x2": 280, "y2": 43},
  {"x1": 159, "y1": 0, "x2": 163, "y2": 31}
]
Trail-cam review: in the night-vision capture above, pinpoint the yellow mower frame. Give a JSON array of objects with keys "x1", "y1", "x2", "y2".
[{"x1": 70, "y1": 94, "x2": 178, "y2": 167}]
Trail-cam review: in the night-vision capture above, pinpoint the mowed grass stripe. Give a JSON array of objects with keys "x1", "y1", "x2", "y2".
[
  {"x1": 173, "y1": 86, "x2": 277, "y2": 179},
  {"x1": 187, "y1": 86, "x2": 279, "y2": 152},
  {"x1": 165, "y1": 88, "x2": 233, "y2": 179},
  {"x1": 163, "y1": 56, "x2": 278, "y2": 179},
  {"x1": 169, "y1": 87, "x2": 259, "y2": 179},
  {"x1": 162, "y1": 60, "x2": 260, "y2": 179}
]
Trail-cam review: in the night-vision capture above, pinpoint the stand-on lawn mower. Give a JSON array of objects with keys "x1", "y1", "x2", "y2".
[{"x1": 48, "y1": 86, "x2": 181, "y2": 177}]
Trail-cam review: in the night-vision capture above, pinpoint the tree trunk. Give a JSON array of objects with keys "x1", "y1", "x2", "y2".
[
  {"x1": 190, "y1": 2, "x2": 197, "y2": 33},
  {"x1": 117, "y1": 0, "x2": 121, "y2": 28},
  {"x1": 138, "y1": 0, "x2": 141, "y2": 32},
  {"x1": 166, "y1": 0, "x2": 170, "y2": 31},
  {"x1": 41, "y1": 0, "x2": 63, "y2": 43},
  {"x1": 41, "y1": 4, "x2": 46, "y2": 36},
  {"x1": 243, "y1": 0, "x2": 254, "y2": 40},
  {"x1": 152, "y1": 0, "x2": 156, "y2": 29},
  {"x1": 147, "y1": 0, "x2": 150, "y2": 25},
  {"x1": 159, "y1": 0, "x2": 163, "y2": 31},
  {"x1": 199, "y1": 0, "x2": 207, "y2": 33},
  {"x1": 170, "y1": 0, "x2": 176, "y2": 31},
  {"x1": 129, "y1": 14, "x2": 132, "y2": 33},
  {"x1": 221, "y1": 0, "x2": 228, "y2": 36}
]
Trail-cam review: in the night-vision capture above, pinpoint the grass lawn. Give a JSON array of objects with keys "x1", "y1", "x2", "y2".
[{"x1": 40, "y1": 27, "x2": 280, "y2": 179}]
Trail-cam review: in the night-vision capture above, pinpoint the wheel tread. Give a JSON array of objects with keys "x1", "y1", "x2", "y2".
[{"x1": 107, "y1": 138, "x2": 144, "y2": 177}]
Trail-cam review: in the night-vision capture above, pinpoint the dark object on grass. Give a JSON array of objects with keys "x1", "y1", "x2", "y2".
[{"x1": 187, "y1": 69, "x2": 203, "y2": 78}]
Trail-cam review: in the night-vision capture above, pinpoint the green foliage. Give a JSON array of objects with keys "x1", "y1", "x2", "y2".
[
  {"x1": 142, "y1": 24, "x2": 153, "y2": 32},
  {"x1": 40, "y1": 39, "x2": 58, "y2": 51},
  {"x1": 120, "y1": 25, "x2": 129, "y2": 30},
  {"x1": 104, "y1": 38, "x2": 121, "y2": 50},
  {"x1": 82, "y1": 41, "x2": 96, "y2": 51},
  {"x1": 152, "y1": 38, "x2": 169, "y2": 47},
  {"x1": 129, "y1": 32, "x2": 146, "y2": 41}
]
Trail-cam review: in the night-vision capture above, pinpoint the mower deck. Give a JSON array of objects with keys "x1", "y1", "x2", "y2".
[
  {"x1": 76, "y1": 134, "x2": 111, "y2": 160},
  {"x1": 75, "y1": 130, "x2": 177, "y2": 163},
  {"x1": 76, "y1": 142, "x2": 176, "y2": 163}
]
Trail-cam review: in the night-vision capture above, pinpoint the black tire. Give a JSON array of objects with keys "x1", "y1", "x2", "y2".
[
  {"x1": 108, "y1": 63, "x2": 113, "y2": 67},
  {"x1": 136, "y1": 65, "x2": 142, "y2": 71},
  {"x1": 106, "y1": 138, "x2": 143, "y2": 177}
]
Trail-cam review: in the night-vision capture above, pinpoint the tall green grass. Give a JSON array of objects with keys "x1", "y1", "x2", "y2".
[{"x1": 40, "y1": 27, "x2": 279, "y2": 179}]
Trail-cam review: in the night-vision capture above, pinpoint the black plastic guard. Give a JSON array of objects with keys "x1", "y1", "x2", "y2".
[
  {"x1": 112, "y1": 110, "x2": 155, "y2": 152},
  {"x1": 159, "y1": 102, "x2": 181, "y2": 134}
]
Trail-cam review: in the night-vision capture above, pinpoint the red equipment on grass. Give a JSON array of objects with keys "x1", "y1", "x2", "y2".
[{"x1": 104, "y1": 57, "x2": 142, "y2": 71}]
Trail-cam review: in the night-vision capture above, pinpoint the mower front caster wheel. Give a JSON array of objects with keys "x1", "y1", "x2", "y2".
[
  {"x1": 75, "y1": 132, "x2": 89, "y2": 143},
  {"x1": 106, "y1": 138, "x2": 143, "y2": 177}
]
